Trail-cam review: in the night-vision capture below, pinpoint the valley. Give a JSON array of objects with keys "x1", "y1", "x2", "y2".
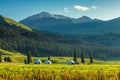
[
  {"x1": 0, "y1": 14, "x2": 120, "y2": 60},
  {"x1": 1, "y1": 0, "x2": 120, "y2": 80}
]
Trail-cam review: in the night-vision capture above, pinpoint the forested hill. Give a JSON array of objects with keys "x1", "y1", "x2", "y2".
[
  {"x1": 0, "y1": 15, "x2": 120, "y2": 60},
  {"x1": 64, "y1": 33, "x2": 120, "y2": 48}
]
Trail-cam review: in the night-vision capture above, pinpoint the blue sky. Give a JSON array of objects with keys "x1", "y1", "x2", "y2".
[{"x1": 0, "y1": 0, "x2": 120, "y2": 21}]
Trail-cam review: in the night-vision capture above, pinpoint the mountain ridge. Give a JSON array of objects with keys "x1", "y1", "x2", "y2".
[
  {"x1": 20, "y1": 12, "x2": 120, "y2": 34},
  {"x1": 1, "y1": 15, "x2": 120, "y2": 60},
  {"x1": 0, "y1": 15, "x2": 32, "y2": 31},
  {"x1": 20, "y1": 12, "x2": 96, "y2": 23}
]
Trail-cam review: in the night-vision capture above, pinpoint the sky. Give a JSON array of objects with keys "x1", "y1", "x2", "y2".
[{"x1": 0, "y1": 0, "x2": 120, "y2": 21}]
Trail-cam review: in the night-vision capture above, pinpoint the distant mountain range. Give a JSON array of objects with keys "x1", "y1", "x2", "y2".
[
  {"x1": 20, "y1": 12, "x2": 120, "y2": 34},
  {"x1": 1, "y1": 15, "x2": 120, "y2": 60}
]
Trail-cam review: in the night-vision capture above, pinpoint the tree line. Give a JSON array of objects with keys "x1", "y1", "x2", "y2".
[
  {"x1": 73, "y1": 48, "x2": 93, "y2": 64},
  {"x1": 25, "y1": 48, "x2": 94, "y2": 64}
]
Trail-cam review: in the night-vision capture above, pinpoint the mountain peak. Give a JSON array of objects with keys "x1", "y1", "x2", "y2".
[
  {"x1": 79, "y1": 16, "x2": 92, "y2": 20},
  {"x1": 40, "y1": 12, "x2": 50, "y2": 14},
  {"x1": 32, "y1": 12, "x2": 52, "y2": 19},
  {"x1": 39, "y1": 12, "x2": 51, "y2": 17},
  {"x1": 73, "y1": 16, "x2": 92, "y2": 23},
  {"x1": 92, "y1": 18, "x2": 102, "y2": 22}
]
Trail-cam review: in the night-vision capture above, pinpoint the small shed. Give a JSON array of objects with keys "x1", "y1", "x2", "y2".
[
  {"x1": 68, "y1": 60, "x2": 75, "y2": 64},
  {"x1": 44, "y1": 60, "x2": 51, "y2": 64},
  {"x1": 34, "y1": 59, "x2": 42, "y2": 64}
]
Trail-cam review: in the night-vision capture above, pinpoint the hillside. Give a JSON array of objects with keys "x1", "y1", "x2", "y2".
[
  {"x1": 0, "y1": 48, "x2": 26, "y2": 63},
  {"x1": 1, "y1": 15, "x2": 120, "y2": 60},
  {"x1": 65, "y1": 33, "x2": 120, "y2": 48},
  {"x1": 20, "y1": 12, "x2": 120, "y2": 34},
  {"x1": 0, "y1": 16, "x2": 32, "y2": 31}
]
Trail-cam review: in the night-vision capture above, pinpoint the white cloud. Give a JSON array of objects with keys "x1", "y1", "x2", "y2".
[
  {"x1": 64, "y1": 5, "x2": 99, "y2": 12},
  {"x1": 91, "y1": 5, "x2": 99, "y2": 9},
  {"x1": 74, "y1": 5, "x2": 89, "y2": 11},
  {"x1": 64, "y1": 7, "x2": 70, "y2": 13}
]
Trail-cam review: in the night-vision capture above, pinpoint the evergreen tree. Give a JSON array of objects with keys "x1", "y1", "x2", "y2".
[
  {"x1": 0, "y1": 55, "x2": 2, "y2": 62},
  {"x1": 89, "y1": 51, "x2": 93, "y2": 63},
  {"x1": 27, "y1": 51, "x2": 32, "y2": 64},
  {"x1": 73, "y1": 48, "x2": 77, "y2": 62},
  {"x1": 24, "y1": 59, "x2": 27, "y2": 64},
  {"x1": 81, "y1": 51, "x2": 85, "y2": 63},
  {"x1": 7, "y1": 57, "x2": 11, "y2": 62},
  {"x1": 48, "y1": 56, "x2": 51, "y2": 60},
  {"x1": 102, "y1": 53, "x2": 107, "y2": 61},
  {"x1": 4, "y1": 57, "x2": 7, "y2": 62},
  {"x1": 3, "y1": 57, "x2": 11, "y2": 62}
]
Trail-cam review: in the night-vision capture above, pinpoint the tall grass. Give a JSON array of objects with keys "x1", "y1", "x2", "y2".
[{"x1": 0, "y1": 63, "x2": 120, "y2": 80}]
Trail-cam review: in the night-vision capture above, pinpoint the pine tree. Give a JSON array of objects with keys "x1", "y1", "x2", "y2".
[
  {"x1": 4, "y1": 57, "x2": 7, "y2": 62},
  {"x1": 27, "y1": 51, "x2": 32, "y2": 64},
  {"x1": 89, "y1": 51, "x2": 93, "y2": 64},
  {"x1": 81, "y1": 51, "x2": 85, "y2": 63},
  {"x1": 48, "y1": 56, "x2": 51, "y2": 60},
  {"x1": 7, "y1": 57, "x2": 11, "y2": 62},
  {"x1": 24, "y1": 59, "x2": 27, "y2": 64},
  {"x1": 0, "y1": 52, "x2": 2, "y2": 62},
  {"x1": 0, "y1": 55, "x2": 2, "y2": 62},
  {"x1": 73, "y1": 48, "x2": 77, "y2": 62}
]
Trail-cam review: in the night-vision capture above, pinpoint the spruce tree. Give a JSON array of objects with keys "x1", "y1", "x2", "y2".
[
  {"x1": 81, "y1": 51, "x2": 85, "y2": 63},
  {"x1": 27, "y1": 51, "x2": 32, "y2": 64},
  {"x1": 48, "y1": 56, "x2": 51, "y2": 60},
  {"x1": 73, "y1": 48, "x2": 77, "y2": 62},
  {"x1": 89, "y1": 51, "x2": 93, "y2": 63},
  {"x1": 0, "y1": 55, "x2": 2, "y2": 62},
  {"x1": 24, "y1": 59, "x2": 27, "y2": 64},
  {"x1": 4, "y1": 57, "x2": 7, "y2": 62},
  {"x1": 7, "y1": 57, "x2": 11, "y2": 62}
]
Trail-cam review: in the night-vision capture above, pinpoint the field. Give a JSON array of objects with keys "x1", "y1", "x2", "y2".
[
  {"x1": 0, "y1": 63, "x2": 120, "y2": 80},
  {"x1": 1, "y1": 49, "x2": 120, "y2": 80}
]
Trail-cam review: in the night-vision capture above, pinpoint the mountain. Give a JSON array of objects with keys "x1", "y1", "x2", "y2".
[
  {"x1": 0, "y1": 15, "x2": 32, "y2": 31},
  {"x1": 20, "y1": 12, "x2": 94, "y2": 32},
  {"x1": 20, "y1": 12, "x2": 72, "y2": 24},
  {"x1": 65, "y1": 33, "x2": 120, "y2": 48},
  {"x1": 20, "y1": 12, "x2": 120, "y2": 34},
  {"x1": 1, "y1": 15, "x2": 120, "y2": 60},
  {"x1": 20, "y1": 12, "x2": 73, "y2": 31},
  {"x1": 72, "y1": 16, "x2": 92, "y2": 23}
]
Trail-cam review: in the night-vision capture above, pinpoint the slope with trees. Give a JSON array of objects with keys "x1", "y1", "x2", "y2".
[{"x1": 0, "y1": 15, "x2": 120, "y2": 60}]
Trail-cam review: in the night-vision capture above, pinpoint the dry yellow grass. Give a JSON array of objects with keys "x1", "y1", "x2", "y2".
[{"x1": 0, "y1": 63, "x2": 120, "y2": 80}]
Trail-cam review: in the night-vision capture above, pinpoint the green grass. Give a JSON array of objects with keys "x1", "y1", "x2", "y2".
[
  {"x1": 2, "y1": 16, "x2": 32, "y2": 31},
  {"x1": 1, "y1": 48, "x2": 120, "y2": 65},
  {"x1": 1, "y1": 49, "x2": 120, "y2": 80},
  {"x1": 0, "y1": 49, "x2": 26, "y2": 63},
  {"x1": 0, "y1": 63, "x2": 120, "y2": 80},
  {"x1": 0, "y1": 49, "x2": 14, "y2": 55}
]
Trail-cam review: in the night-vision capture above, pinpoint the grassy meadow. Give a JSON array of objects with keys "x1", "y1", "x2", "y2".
[
  {"x1": 0, "y1": 63, "x2": 120, "y2": 80},
  {"x1": 1, "y1": 49, "x2": 120, "y2": 80}
]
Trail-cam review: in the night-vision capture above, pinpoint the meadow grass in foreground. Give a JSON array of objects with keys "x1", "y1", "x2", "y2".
[{"x1": 0, "y1": 63, "x2": 120, "y2": 80}]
